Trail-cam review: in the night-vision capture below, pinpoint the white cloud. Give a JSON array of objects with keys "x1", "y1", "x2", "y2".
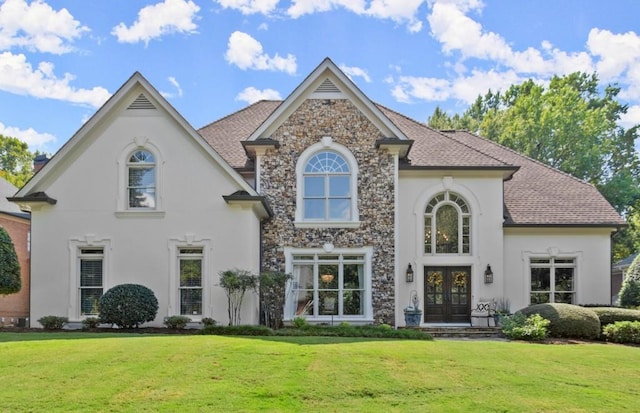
[
  {"x1": 287, "y1": 0, "x2": 366, "y2": 18},
  {"x1": 161, "y1": 76, "x2": 183, "y2": 98},
  {"x1": 0, "y1": 0, "x2": 89, "y2": 54},
  {"x1": 390, "y1": 69, "x2": 523, "y2": 104},
  {"x1": 236, "y1": 86, "x2": 282, "y2": 104},
  {"x1": 0, "y1": 52, "x2": 110, "y2": 108},
  {"x1": 112, "y1": 0, "x2": 200, "y2": 45},
  {"x1": 587, "y1": 28, "x2": 640, "y2": 80},
  {"x1": 340, "y1": 64, "x2": 371, "y2": 82},
  {"x1": 225, "y1": 31, "x2": 297, "y2": 74},
  {"x1": 288, "y1": 0, "x2": 424, "y2": 32},
  {"x1": 216, "y1": 0, "x2": 279, "y2": 15},
  {"x1": 620, "y1": 105, "x2": 640, "y2": 129},
  {"x1": 0, "y1": 122, "x2": 56, "y2": 150}
]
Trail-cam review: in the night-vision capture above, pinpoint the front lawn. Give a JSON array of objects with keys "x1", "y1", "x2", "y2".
[{"x1": 0, "y1": 332, "x2": 638, "y2": 412}]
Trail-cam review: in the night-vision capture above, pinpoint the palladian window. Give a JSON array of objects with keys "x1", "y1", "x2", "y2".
[
  {"x1": 127, "y1": 150, "x2": 156, "y2": 208},
  {"x1": 424, "y1": 192, "x2": 470, "y2": 254}
]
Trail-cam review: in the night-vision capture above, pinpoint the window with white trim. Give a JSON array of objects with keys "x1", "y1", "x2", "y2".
[
  {"x1": 286, "y1": 250, "x2": 372, "y2": 321},
  {"x1": 178, "y1": 247, "x2": 204, "y2": 316},
  {"x1": 127, "y1": 150, "x2": 156, "y2": 208},
  {"x1": 78, "y1": 248, "x2": 104, "y2": 316},
  {"x1": 295, "y1": 138, "x2": 359, "y2": 227},
  {"x1": 303, "y1": 151, "x2": 351, "y2": 220},
  {"x1": 424, "y1": 191, "x2": 470, "y2": 254},
  {"x1": 530, "y1": 258, "x2": 576, "y2": 304}
]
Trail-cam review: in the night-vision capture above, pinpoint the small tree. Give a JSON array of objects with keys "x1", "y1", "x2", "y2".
[
  {"x1": 219, "y1": 269, "x2": 258, "y2": 326},
  {"x1": 259, "y1": 271, "x2": 292, "y2": 329},
  {"x1": 620, "y1": 255, "x2": 640, "y2": 308},
  {"x1": 0, "y1": 227, "x2": 20, "y2": 295},
  {"x1": 98, "y1": 284, "x2": 158, "y2": 328}
]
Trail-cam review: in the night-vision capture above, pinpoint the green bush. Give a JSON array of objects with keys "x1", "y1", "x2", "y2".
[
  {"x1": 200, "y1": 325, "x2": 274, "y2": 336},
  {"x1": 501, "y1": 313, "x2": 550, "y2": 341},
  {"x1": 201, "y1": 317, "x2": 217, "y2": 327},
  {"x1": 98, "y1": 284, "x2": 158, "y2": 328},
  {"x1": 164, "y1": 316, "x2": 191, "y2": 329},
  {"x1": 199, "y1": 324, "x2": 433, "y2": 340},
  {"x1": 38, "y1": 315, "x2": 68, "y2": 330},
  {"x1": 292, "y1": 317, "x2": 309, "y2": 328},
  {"x1": 82, "y1": 317, "x2": 101, "y2": 329},
  {"x1": 602, "y1": 321, "x2": 640, "y2": 344},
  {"x1": 590, "y1": 307, "x2": 640, "y2": 326},
  {"x1": 259, "y1": 271, "x2": 292, "y2": 329},
  {"x1": 619, "y1": 255, "x2": 640, "y2": 308},
  {"x1": 0, "y1": 227, "x2": 21, "y2": 295},
  {"x1": 519, "y1": 303, "x2": 601, "y2": 339}
]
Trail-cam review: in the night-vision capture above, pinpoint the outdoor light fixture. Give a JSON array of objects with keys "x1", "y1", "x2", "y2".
[
  {"x1": 406, "y1": 264, "x2": 414, "y2": 283},
  {"x1": 484, "y1": 264, "x2": 494, "y2": 284}
]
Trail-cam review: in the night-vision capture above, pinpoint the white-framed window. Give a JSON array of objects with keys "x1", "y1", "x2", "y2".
[
  {"x1": 285, "y1": 247, "x2": 373, "y2": 322},
  {"x1": 127, "y1": 149, "x2": 156, "y2": 209},
  {"x1": 295, "y1": 137, "x2": 359, "y2": 228},
  {"x1": 424, "y1": 191, "x2": 470, "y2": 254},
  {"x1": 530, "y1": 257, "x2": 576, "y2": 304},
  {"x1": 168, "y1": 237, "x2": 212, "y2": 320},
  {"x1": 178, "y1": 247, "x2": 204, "y2": 316},
  {"x1": 69, "y1": 236, "x2": 110, "y2": 320},
  {"x1": 78, "y1": 248, "x2": 104, "y2": 316}
]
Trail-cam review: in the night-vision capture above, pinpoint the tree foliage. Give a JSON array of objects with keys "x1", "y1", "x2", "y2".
[
  {"x1": 619, "y1": 255, "x2": 640, "y2": 308},
  {"x1": 428, "y1": 72, "x2": 640, "y2": 260},
  {"x1": 98, "y1": 284, "x2": 159, "y2": 328},
  {"x1": 0, "y1": 134, "x2": 35, "y2": 188},
  {"x1": 0, "y1": 227, "x2": 21, "y2": 295},
  {"x1": 219, "y1": 269, "x2": 258, "y2": 326}
]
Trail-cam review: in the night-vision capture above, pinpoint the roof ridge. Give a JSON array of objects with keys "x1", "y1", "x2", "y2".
[
  {"x1": 198, "y1": 100, "x2": 282, "y2": 131},
  {"x1": 375, "y1": 103, "x2": 515, "y2": 168},
  {"x1": 444, "y1": 129, "x2": 599, "y2": 190}
]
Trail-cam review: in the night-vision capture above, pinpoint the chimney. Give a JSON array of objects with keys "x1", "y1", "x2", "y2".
[{"x1": 33, "y1": 154, "x2": 49, "y2": 173}]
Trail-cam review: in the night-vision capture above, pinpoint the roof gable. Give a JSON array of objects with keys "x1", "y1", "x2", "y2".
[
  {"x1": 17, "y1": 72, "x2": 259, "y2": 198},
  {"x1": 247, "y1": 58, "x2": 408, "y2": 142}
]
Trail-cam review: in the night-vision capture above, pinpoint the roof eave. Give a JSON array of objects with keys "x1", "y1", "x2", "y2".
[{"x1": 222, "y1": 193, "x2": 273, "y2": 219}]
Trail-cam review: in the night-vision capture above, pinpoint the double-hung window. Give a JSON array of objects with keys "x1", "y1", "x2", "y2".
[
  {"x1": 79, "y1": 248, "x2": 104, "y2": 316},
  {"x1": 179, "y1": 247, "x2": 203, "y2": 316},
  {"x1": 530, "y1": 258, "x2": 576, "y2": 304},
  {"x1": 127, "y1": 150, "x2": 156, "y2": 208}
]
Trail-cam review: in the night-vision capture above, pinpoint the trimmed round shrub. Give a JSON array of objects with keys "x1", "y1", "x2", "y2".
[
  {"x1": 518, "y1": 303, "x2": 600, "y2": 339},
  {"x1": 164, "y1": 315, "x2": 191, "y2": 329},
  {"x1": 38, "y1": 315, "x2": 68, "y2": 329},
  {"x1": 590, "y1": 307, "x2": 640, "y2": 326},
  {"x1": 98, "y1": 284, "x2": 158, "y2": 328}
]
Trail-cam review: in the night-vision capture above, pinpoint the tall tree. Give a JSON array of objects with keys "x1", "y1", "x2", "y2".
[
  {"x1": 0, "y1": 134, "x2": 35, "y2": 188},
  {"x1": 0, "y1": 227, "x2": 21, "y2": 295},
  {"x1": 427, "y1": 72, "x2": 640, "y2": 260}
]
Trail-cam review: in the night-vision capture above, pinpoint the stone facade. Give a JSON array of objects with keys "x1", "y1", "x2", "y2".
[{"x1": 260, "y1": 99, "x2": 397, "y2": 324}]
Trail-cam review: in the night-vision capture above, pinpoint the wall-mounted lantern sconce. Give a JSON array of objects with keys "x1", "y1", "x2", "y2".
[
  {"x1": 484, "y1": 264, "x2": 494, "y2": 284},
  {"x1": 406, "y1": 264, "x2": 414, "y2": 283}
]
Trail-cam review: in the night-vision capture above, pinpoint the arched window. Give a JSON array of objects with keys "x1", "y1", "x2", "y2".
[
  {"x1": 424, "y1": 191, "x2": 470, "y2": 254},
  {"x1": 303, "y1": 151, "x2": 351, "y2": 221},
  {"x1": 127, "y1": 150, "x2": 156, "y2": 208}
]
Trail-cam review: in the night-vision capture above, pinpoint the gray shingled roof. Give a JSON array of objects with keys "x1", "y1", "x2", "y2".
[{"x1": 198, "y1": 100, "x2": 625, "y2": 227}]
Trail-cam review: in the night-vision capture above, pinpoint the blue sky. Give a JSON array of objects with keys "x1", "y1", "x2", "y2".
[{"x1": 1, "y1": 0, "x2": 639, "y2": 155}]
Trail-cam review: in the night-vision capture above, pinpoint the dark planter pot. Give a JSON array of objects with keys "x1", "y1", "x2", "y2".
[{"x1": 404, "y1": 310, "x2": 422, "y2": 327}]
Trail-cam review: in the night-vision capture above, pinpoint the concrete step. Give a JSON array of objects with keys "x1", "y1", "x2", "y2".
[{"x1": 420, "y1": 326, "x2": 505, "y2": 339}]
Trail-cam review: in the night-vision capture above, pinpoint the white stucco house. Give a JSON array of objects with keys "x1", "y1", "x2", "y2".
[{"x1": 11, "y1": 58, "x2": 625, "y2": 328}]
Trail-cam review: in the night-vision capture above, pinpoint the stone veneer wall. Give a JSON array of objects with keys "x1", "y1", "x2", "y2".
[{"x1": 260, "y1": 99, "x2": 396, "y2": 325}]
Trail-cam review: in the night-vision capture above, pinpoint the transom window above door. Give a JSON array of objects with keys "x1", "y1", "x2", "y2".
[{"x1": 424, "y1": 191, "x2": 471, "y2": 255}]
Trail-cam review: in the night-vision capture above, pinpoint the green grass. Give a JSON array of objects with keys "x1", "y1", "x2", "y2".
[{"x1": 0, "y1": 332, "x2": 639, "y2": 412}]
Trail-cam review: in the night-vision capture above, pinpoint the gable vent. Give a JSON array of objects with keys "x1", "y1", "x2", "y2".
[
  {"x1": 315, "y1": 78, "x2": 341, "y2": 94},
  {"x1": 127, "y1": 93, "x2": 156, "y2": 110}
]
